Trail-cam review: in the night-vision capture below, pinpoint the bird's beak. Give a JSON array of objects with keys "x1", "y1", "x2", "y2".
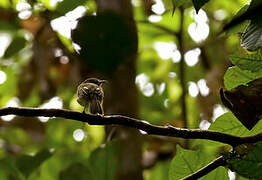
[{"x1": 100, "y1": 80, "x2": 108, "y2": 84}]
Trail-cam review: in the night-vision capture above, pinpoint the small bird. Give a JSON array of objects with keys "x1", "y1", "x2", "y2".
[{"x1": 77, "y1": 78, "x2": 106, "y2": 115}]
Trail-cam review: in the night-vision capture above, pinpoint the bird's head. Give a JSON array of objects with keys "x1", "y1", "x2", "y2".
[{"x1": 83, "y1": 78, "x2": 107, "y2": 86}]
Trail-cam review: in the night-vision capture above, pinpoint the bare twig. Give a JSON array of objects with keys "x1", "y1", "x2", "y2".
[
  {"x1": 182, "y1": 156, "x2": 226, "y2": 180},
  {"x1": 0, "y1": 107, "x2": 262, "y2": 146}
]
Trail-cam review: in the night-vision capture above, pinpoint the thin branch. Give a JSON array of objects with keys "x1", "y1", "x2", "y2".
[
  {"x1": 137, "y1": 20, "x2": 178, "y2": 36},
  {"x1": 177, "y1": 7, "x2": 188, "y2": 129},
  {"x1": 182, "y1": 156, "x2": 226, "y2": 180},
  {"x1": 0, "y1": 107, "x2": 262, "y2": 146}
]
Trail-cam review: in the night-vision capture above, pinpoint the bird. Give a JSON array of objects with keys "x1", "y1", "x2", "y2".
[{"x1": 77, "y1": 78, "x2": 107, "y2": 115}]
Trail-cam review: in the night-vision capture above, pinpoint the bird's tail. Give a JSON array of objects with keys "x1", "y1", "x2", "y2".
[{"x1": 89, "y1": 98, "x2": 103, "y2": 115}]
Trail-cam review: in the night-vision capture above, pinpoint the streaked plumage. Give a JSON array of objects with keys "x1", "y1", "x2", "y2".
[{"x1": 77, "y1": 78, "x2": 106, "y2": 115}]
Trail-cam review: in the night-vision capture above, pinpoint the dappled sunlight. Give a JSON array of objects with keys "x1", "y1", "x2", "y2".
[
  {"x1": 188, "y1": 9, "x2": 209, "y2": 43},
  {"x1": 73, "y1": 129, "x2": 86, "y2": 142},
  {"x1": 168, "y1": 72, "x2": 176, "y2": 78},
  {"x1": 228, "y1": 170, "x2": 236, "y2": 180},
  {"x1": 188, "y1": 81, "x2": 199, "y2": 97},
  {"x1": 184, "y1": 48, "x2": 201, "y2": 66},
  {"x1": 152, "y1": 0, "x2": 165, "y2": 15},
  {"x1": 16, "y1": 2, "x2": 32, "y2": 20},
  {"x1": 197, "y1": 79, "x2": 209, "y2": 96},
  {"x1": 0, "y1": 33, "x2": 12, "y2": 58},
  {"x1": 2, "y1": 97, "x2": 20, "y2": 122},
  {"x1": 199, "y1": 119, "x2": 211, "y2": 130},
  {"x1": 148, "y1": 15, "x2": 162, "y2": 23},
  {"x1": 156, "y1": 82, "x2": 166, "y2": 95},
  {"x1": 0, "y1": 70, "x2": 7, "y2": 84},
  {"x1": 135, "y1": 73, "x2": 155, "y2": 97},
  {"x1": 50, "y1": 6, "x2": 86, "y2": 38},
  {"x1": 38, "y1": 96, "x2": 63, "y2": 122},
  {"x1": 153, "y1": 42, "x2": 181, "y2": 62},
  {"x1": 212, "y1": 104, "x2": 228, "y2": 122},
  {"x1": 214, "y1": 9, "x2": 227, "y2": 21}
]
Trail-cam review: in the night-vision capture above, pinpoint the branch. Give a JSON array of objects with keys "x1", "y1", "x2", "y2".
[
  {"x1": 182, "y1": 156, "x2": 226, "y2": 180},
  {"x1": 137, "y1": 20, "x2": 178, "y2": 36},
  {"x1": 177, "y1": 7, "x2": 188, "y2": 130},
  {"x1": 1, "y1": 107, "x2": 262, "y2": 146}
]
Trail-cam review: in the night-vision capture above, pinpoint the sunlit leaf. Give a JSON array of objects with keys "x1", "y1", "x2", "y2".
[
  {"x1": 3, "y1": 36, "x2": 26, "y2": 58},
  {"x1": 229, "y1": 52, "x2": 262, "y2": 73},
  {"x1": 145, "y1": 161, "x2": 170, "y2": 180},
  {"x1": 224, "y1": 66, "x2": 262, "y2": 90},
  {"x1": 56, "y1": 0, "x2": 88, "y2": 14},
  {"x1": 169, "y1": 145, "x2": 228, "y2": 180},
  {"x1": 209, "y1": 112, "x2": 262, "y2": 136}
]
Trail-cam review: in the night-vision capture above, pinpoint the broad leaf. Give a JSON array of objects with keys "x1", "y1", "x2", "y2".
[
  {"x1": 229, "y1": 52, "x2": 262, "y2": 73},
  {"x1": 209, "y1": 112, "x2": 262, "y2": 136},
  {"x1": 15, "y1": 149, "x2": 53, "y2": 178},
  {"x1": 56, "y1": 0, "x2": 88, "y2": 15},
  {"x1": 227, "y1": 142, "x2": 262, "y2": 179},
  {"x1": 192, "y1": 0, "x2": 209, "y2": 13},
  {"x1": 83, "y1": 141, "x2": 119, "y2": 180},
  {"x1": 3, "y1": 36, "x2": 26, "y2": 58},
  {"x1": 223, "y1": 66, "x2": 261, "y2": 90},
  {"x1": 169, "y1": 145, "x2": 228, "y2": 180}
]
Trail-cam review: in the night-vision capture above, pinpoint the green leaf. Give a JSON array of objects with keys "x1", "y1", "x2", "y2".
[
  {"x1": 229, "y1": 52, "x2": 262, "y2": 73},
  {"x1": 169, "y1": 145, "x2": 228, "y2": 180},
  {"x1": 209, "y1": 112, "x2": 262, "y2": 136},
  {"x1": 227, "y1": 142, "x2": 262, "y2": 179},
  {"x1": 146, "y1": 161, "x2": 170, "y2": 180},
  {"x1": 59, "y1": 163, "x2": 91, "y2": 180},
  {"x1": 56, "y1": 0, "x2": 88, "y2": 15},
  {"x1": 3, "y1": 36, "x2": 26, "y2": 58},
  {"x1": 0, "y1": 158, "x2": 25, "y2": 180},
  {"x1": 209, "y1": 112, "x2": 250, "y2": 136},
  {"x1": 83, "y1": 141, "x2": 119, "y2": 180},
  {"x1": 15, "y1": 149, "x2": 53, "y2": 178},
  {"x1": 192, "y1": 0, "x2": 209, "y2": 13},
  {"x1": 224, "y1": 66, "x2": 262, "y2": 90}
]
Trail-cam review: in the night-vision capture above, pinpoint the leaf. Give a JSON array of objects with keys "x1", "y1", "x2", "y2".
[
  {"x1": 0, "y1": 158, "x2": 25, "y2": 180},
  {"x1": 83, "y1": 141, "x2": 119, "y2": 180},
  {"x1": 227, "y1": 142, "x2": 262, "y2": 179},
  {"x1": 240, "y1": 22, "x2": 262, "y2": 51},
  {"x1": 223, "y1": 66, "x2": 261, "y2": 90},
  {"x1": 220, "y1": 79, "x2": 262, "y2": 130},
  {"x1": 209, "y1": 112, "x2": 251, "y2": 136},
  {"x1": 3, "y1": 36, "x2": 26, "y2": 58},
  {"x1": 229, "y1": 52, "x2": 262, "y2": 73},
  {"x1": 59, "y1": 163, "x2": 91, "y2": 180},
  {"x1": 223, "y1": 0, "x2": 262, "y2": 31},
  {"x1": 209, "y1": 112, "x2": 262, "y2": 135},
  {"x1": 146, "y1": 161, "x2": 170, "y2": 180},
  {"x1": 169, "y1": 145, "x2": 228, "y2": 180},
  {"x1": 192, "y1": 0, "x2": 209, "y2": 13},
  {"x1": 15, "y1": 149, "x2": 53, "y2": 178},
  {"x1": 56, "y1": 0, "x2": 88, "y2": 15}
]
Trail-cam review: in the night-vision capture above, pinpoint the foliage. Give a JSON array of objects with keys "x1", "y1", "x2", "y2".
[{"x1": 0, "y1": 0, "x2": 262, "y2": 179}]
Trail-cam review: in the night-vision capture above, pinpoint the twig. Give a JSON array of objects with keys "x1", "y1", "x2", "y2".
[
  {"x1": 182, "y1": 156, "x2": 226, "y2": 180},
  {"x1": 0, "y1": 107, "x2": 262, "y2": 146},
  {"x1": 137, "y1": 20, "x2": 178, "y2": 36}
]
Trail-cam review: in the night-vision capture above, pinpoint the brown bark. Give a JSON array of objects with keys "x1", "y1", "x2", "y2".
[{"x1": 95, "y1": 0, "x2": 142, "y2": 179}]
